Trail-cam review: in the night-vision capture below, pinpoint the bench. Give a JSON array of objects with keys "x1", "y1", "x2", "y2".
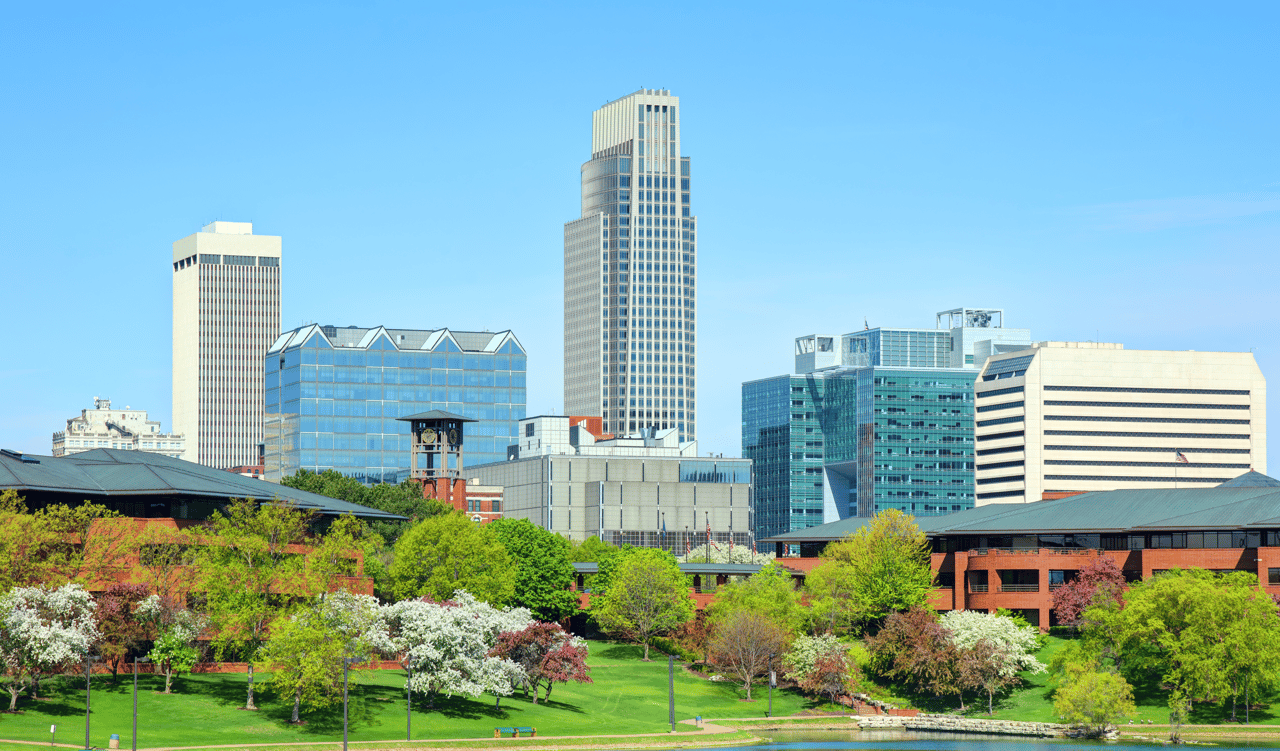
[{"x1": 493, "y1": 727, "x2": 536, "y2": 738}]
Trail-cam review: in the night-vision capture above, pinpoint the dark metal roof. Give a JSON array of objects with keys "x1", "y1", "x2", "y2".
[
  {"x1": 760, "y1": 473, "x2": 1280, "y2": 543},
  {"x1": 397, "y1": 410, "x2": 475, "y2": 422},
  {"x1": 0, "y1": 449, "x2": 404, "y2": 520}
]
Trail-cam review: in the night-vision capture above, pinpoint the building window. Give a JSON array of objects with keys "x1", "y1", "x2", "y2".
[{"x1": 525, "y1": 423, "x2": 534, "y2": 437}]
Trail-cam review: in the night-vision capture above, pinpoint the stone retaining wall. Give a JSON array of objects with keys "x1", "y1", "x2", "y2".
[{"x1": 856, "y1": 714, "x2": 1067, "y2": 737}]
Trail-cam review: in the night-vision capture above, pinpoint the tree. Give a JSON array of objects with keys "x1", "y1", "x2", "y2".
[
  {"x1": 1090, "y1": 569, "x2": 1280, "y2": 728},
  {"x1": 569, "y1": 536, "x2": 614, "y2": 592},
  {"x1": 939, "y1": 610, "x2": 1044, "y2": 676},
  {"x1": 1053, "y1": 656, "x2": 1135, "y2": 736},
  {"x1": 708, "y1": 563, "x2": 805, "y2": 635},
  {"x1": 783, "y1": 633, "x2": 847, "y2": 683},
  {"x1": 805, "y1": 560, "x2": 860, "y2": 635},
  {"x1": 197, "y1": 498, "x2": 320, "y2": 710},
  {"x1": 1051, "y1": 556, "x2": 1127, "y2": 629},
  {"x1": 257, "y1": 592, "x2": 379, "y2": 723},
  {"x1": 131, "y1": 525, "x2": 195, "y2": 625},
  {"x1": 957, "y1": 638, "x2": 1020, "y2": 715},
  {"x1": 145, "y1": 606, "x2": 204, "y2": 695},
  {"x1": 371, "y1": 591, "x2": 530, "y2": 706},
  {"x1": 490, "y1": 622, "x2": 592, "y2": 704},
  {"x1": 680, "y1": 543, "x2": 774, "y2": 565},
  {"x1": 0, "y1": 583, "x2": 99, "y2": 711},
  {"x1": 785, "y1": 634, "x2": 860, "y2": 707},
  {"x1": 590, "y1": 547, "x2": 694, "y2": 660},
  {"x1": 0, "y1": 491, "x2": 59, "y2": 592},
  {"x1": 866, "y1": 607, "x2": 966, "y2": 708},
  {"x1": 95, "y1": 583, "x2": 152, "y2": 680},
  {"x1": 709, "y1": 610, "x2": 789, "y2": 700},
  {"x1": 281, "y1": 469, "x2": 450, "y2": 545},
  {"x1": 387, "y1": 513, "x2": 516, "y2": 604},
  {"x1": 489, "y1": 519, "x2": 578, "y2": 622},
  {"x1": 821, "y1": 510, "x2": 933, "y2": 625},
  {"x1": 0, "y1": 494, "x2": 138, "y2": 592}
]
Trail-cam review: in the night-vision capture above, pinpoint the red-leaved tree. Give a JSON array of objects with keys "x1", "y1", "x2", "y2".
[
  {"x1": 490, "y1": 622, "x2": 592, "y2": 704},
  {"x1": 798, "y1": 651, "x2": 859, "y2": 710},
  {"x1": 1051, "y1": 556, "x2": 1127, "y2": 628},
  {"x1": 866, "y1": 607, "x2": 966, "y2": 706},
  {"x1": 96, "y1": 583, "x2": 153, "y2": 680}
]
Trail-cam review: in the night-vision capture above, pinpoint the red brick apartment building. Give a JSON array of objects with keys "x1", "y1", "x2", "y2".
[{"x1": 764, "y1": 471, "x2": 1280, "y2": 628}]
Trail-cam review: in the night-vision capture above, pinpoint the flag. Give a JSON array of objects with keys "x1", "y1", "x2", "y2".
[{"x1": 1176, "y1": 450, "x2": 1189, "y2": 464}]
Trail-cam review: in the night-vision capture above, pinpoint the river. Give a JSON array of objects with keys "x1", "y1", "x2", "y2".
[{"x1": 681, "y1": 727, "x2": 1273, "y2": 749}]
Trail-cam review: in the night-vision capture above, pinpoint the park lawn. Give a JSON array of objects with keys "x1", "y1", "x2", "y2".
[{"x1": 0, "y1": 641, "x2": 814, "y2": 748}]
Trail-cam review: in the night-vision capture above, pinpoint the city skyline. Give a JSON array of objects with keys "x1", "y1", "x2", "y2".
[{"x1": 2, "y1": 3, "x2": 1278, "y2": 474}]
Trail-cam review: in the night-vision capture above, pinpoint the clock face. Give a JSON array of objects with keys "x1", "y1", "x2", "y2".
[
  {"x1": 448, "y1": 429, "x2": 459, "y2": 445},
  {"x1": 420, "y1": 428, "x2": 436, "y2": 444}
]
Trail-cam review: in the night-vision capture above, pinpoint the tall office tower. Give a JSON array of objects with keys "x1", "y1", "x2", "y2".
[
  {"x1": 975, "y1": 342, "x2": 1268, "y2": 504},
  {"x1": 172, "y1": 222, "x2": 282, "y2": 468},
  {"x1": 564, "y1": 89, "x2": 697, "y2": 441}
]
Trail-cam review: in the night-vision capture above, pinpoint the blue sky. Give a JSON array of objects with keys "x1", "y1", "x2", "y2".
[{"x1": 1, "y1": 1, "x2": 1276, "y2": 471}]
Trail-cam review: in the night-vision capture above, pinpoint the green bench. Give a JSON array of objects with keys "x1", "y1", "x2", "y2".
[{"x1": 493, "y1": 726, "x2": 536, "y2": 738}]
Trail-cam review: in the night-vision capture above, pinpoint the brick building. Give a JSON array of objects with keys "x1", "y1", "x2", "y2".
[{"x1": 764, "y1": 470, "x2": 1280, "y2": 628}]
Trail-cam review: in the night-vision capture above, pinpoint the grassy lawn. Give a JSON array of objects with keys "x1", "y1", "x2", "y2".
[
  {"x1": 0, "y1": 642, "x2": 814, "y2": 748},
  {"x1": 866, "y1": 634, "x2": 1280, "y2": 726}
]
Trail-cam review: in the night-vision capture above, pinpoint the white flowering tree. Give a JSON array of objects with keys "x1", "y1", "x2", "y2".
[
  {"x1": 940, "y1": 609, "x2": 1045, "y2": 713},
  {"x1": 782, "y1": 633, "x2": 846, "y2": 683},
  {"x1": 0, "y1": 583, "x2": 99, "y2": 711},
  {"x1": 680, "y1": 544, "x2": 774, "y2": 566},
  {"x1": 371, "y1": 591, "x2": 531, "y2": 707},
  {"x1": 138, "y1": 595, "x2": 206, "y2": 695}
]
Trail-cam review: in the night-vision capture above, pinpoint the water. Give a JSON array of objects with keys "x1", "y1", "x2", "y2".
[{"x1": 674, "y1": 727, "x2": 1274, "y2": 749}]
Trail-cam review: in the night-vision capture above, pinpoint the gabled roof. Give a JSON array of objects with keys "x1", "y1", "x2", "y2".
[
  {"x1": 0, "y1": 449, "x2": 403, "y2": 520},
  {"x1": 1218, "y1": 471, "x2": 1280, "y2": 488}
]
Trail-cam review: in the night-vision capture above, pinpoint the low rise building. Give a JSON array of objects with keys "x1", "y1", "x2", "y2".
[
  {"x1": 764, "y1": 471, "x2": 1280, "y2": 629},
  {"x1": 467, "y1": 415, "x2": 751, "y2": 549},
  {"x1": 974, "y1": 342, "x2": 1267, "y2": 504},
  {"x1": 52, "y1": 398, "x2": 186, "y2": 459}
]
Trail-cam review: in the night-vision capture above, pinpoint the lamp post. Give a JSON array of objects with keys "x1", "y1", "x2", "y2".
[
  {"x1": 132, "y1": 657, "x2": 150, "y2": 751},
  {"x1": 405, "y1": 660, "x2": 412, "y2": 741},
  {"x1": 343, "y1": 656, "x2": 365, "y2": 751},
  {"x1": 767, "y1": 653, "x2": 774, "y2": 718},
  {"x1": 667, "y1": 654, "x2": 676, "y2": 733},
  {"x1": 84, "y1": 652, "x2": 101, "y2": 750}
]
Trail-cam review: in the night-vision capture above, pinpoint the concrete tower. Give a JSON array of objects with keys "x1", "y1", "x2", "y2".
[
  {"x1": 564, "y1": 89, "x2": 697, "y2": 441},
  {"x1": 172, "y1": 221, "x2": 281, "y2": 468}
]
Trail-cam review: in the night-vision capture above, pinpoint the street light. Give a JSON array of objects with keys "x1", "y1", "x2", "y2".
[
  {"x1": 767, "y1": 653, "x2": 775, "y2": 718},
  {"x1": 84, "y1": 651, "x2": 102, "y2": 750},
  {"x1": 667, "y1": 654, "x2": 676, "y2": 733},
  {"x1": 405, "y1": 660, "x2": 413, "y2": 741},
  {"x1": 343, "y1": 655, "x2": 367, "y2": 751},
  {"x1": 132, "y1": 657, "x2": 150, "y2": 751}
]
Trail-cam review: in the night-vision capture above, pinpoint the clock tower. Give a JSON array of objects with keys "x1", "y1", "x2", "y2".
[{"x1": 398, "y1": 410, "x2": 475, "y2": 511}]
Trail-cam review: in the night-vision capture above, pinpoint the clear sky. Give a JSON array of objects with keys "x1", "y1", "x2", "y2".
[{"x1": 1, "y1": 2, "x2": 1276, "y2": 472}]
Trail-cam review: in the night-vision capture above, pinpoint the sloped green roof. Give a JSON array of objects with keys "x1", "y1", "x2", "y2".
[
  {"x1": 760, "y1": 471, "x2": 1280, "y2": 542},
  {"x1": 0, "y1": 449, "x2": 403, "y2": 520}
]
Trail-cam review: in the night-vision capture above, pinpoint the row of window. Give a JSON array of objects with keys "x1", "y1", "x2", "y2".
[
  {"x1": 1045, "y1": 415, "x2": 1248, "y2": 424},
  {"x1": 1044, "y1": 460, "x2": 1251, "y2": 469},
  {"x1": 1044, "y1": 400, "x2": 1249, "y2": 410},
  {"x1": 1043, "y1": 445, "x2": 1250, "y2": 454},
  {"x1": 976, "y1": 401, "x2": 1024, "y2": 413},
  {"x1": 1044, "y1": 385, "x2": 1250, "y2": 396}
]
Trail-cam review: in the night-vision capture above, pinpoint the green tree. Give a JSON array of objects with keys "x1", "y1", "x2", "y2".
[
  {"x1": 822, "y1": 509, "x2": 933, "y2": 625},
  {"x1": 281, "y1": 469, "x2": 450, "y2": 544},
  {"x1": 591, "y1": 547, "x2": 693, "y2": 660},
  {"x1": 1087, "y1": 568, "x2": 1280, "y2": 729},
  {"x1": 197, "y1": 498, "x2": 320, "y2": 710},
  {"x1": 257, "y1": 592, "x2": 378, "y2": 724},
  {"x1": 489, "y1": 518, "x2": 578, "y2": 621},
  {"x1": 805, "y1": 559, "x2": 859, "y2": 635},
  {"x1": 708, "y1": 563, "x2": 804, "y2": 635},
  {"x1": 1052, "y1": 654, "x2": 1135, "y2": 737},
  {"x1": 569, "y1": 536, "x2": 615, "y2": 592},
  {"x1": 387, "y1": 513, "x2": 516, "y2": 604}
]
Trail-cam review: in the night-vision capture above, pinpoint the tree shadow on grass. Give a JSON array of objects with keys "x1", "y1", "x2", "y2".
[{"x1": 593, "y1": 644, "x2": 649, "y2": 663}]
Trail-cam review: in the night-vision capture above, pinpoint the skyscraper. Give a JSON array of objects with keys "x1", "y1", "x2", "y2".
[
  {"x1": 172, "y1": 221, "x2": 282, "y2": 468},
  {"x1": 564, "y1": 89, "x2": 697, "y2": 441}
]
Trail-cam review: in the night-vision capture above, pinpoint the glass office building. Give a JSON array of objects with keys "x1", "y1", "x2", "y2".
[
  {"x1": 822, "y1": 368, "x2": 976, "y2": 518},
  {"x1": 743, "y1": 367, "x2": 977, "y2": 539},
  {"x1": 742, "y1": 375, "x2": 829, "y2": 541},
  {"x1": 264, "y1": 325, "x2": 526, "y2": 484}
]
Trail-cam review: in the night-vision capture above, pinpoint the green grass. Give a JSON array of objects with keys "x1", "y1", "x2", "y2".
[
  {"x1": 865, "y1": 634, "x2": 1280, "y2": 725},
  {"x1": 0, "y1": 642, "x2": 815, "y2": 748}
]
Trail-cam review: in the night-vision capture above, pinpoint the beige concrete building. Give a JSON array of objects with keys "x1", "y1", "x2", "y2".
[
  {"x1": 564, "y1": 89, "x2": 697, "y2": 442},
  {"x1": 172, "y1": 221, "x2": 281, "y2": 468},
  {"x1": 52, "y1": 397, "x2": 186, "y2": 459},
  {"x1": 467, "y1": 418, "x2": 748, "y2": 548},
  {"x1": 974, "y1": 342, "x2": 1267, "y2": 504}
]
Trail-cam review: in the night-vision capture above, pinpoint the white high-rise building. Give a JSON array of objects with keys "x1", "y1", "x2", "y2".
[
  {"x1": 172, "y1": 221, "x2": 281, "y2": 468},
  {"x1": 974, "y1": 342, "x2": 1267, "y2": 504},
  {"x1": 564, "y1": 89, "x2": 697, "y2": 441}
]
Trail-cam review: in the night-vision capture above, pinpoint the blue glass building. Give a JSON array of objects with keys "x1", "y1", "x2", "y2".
[{"x1": 264, "y1": 325, "x2": 526, "y2": 484}]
